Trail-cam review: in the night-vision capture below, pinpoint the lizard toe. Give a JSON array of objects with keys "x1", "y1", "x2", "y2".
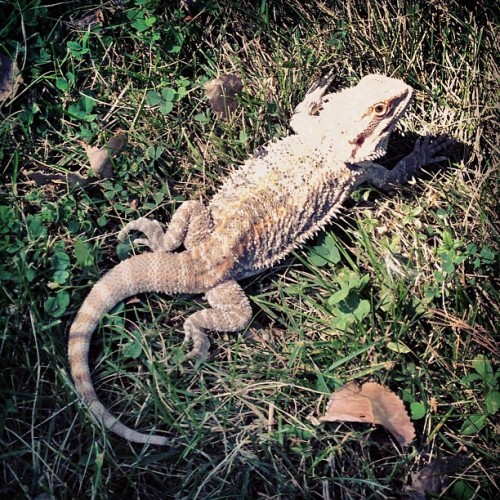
[{"x1": 183, "y1": 332, "x2": 211, "y2": 362}]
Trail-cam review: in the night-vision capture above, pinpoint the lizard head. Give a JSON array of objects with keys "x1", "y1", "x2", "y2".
[{"x1": 319, "y1": 74, "x2": 414, "y2": 164}]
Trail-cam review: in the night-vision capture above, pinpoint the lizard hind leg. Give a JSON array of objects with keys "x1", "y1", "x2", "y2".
[
  {"x1": 183, "y1": 280, "x2": 252, "y2": 361},
  {"x1": 118, "y1": 200, "x2": 212, "y2": 252}
]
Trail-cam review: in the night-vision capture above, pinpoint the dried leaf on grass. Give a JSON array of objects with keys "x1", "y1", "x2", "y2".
[
  {"x1": 25, "y1": 132, "x2": 127, "y2": 188},
  {"x1": 319, "y1": 381, "x2": 416, "y2": 446},
  {"x1": 404, "y1": 455, "x2": 469, "y2": 499},
  {"x1": 67, "y1": 9, "x2": 104, "y2": 30},
  {"x1": 205, "y1": 74, "x2": 243, "y2": 119},
  {"x1": 0, "y1": 55, "x2": 22, "y2": 105},
  {"x1": 84, "y1": 131, "x2": 127, "y2": 178},
  {"x1": 181, "y1": 0, "x2": 206, "y2": 16},
  {"x1": 24, "y1": 170, "x2": 89, "y2": 187}
]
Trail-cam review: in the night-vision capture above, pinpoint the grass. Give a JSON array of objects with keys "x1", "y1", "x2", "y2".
[{"x1": 0, "y1": 0, "x2": 498, "y2": 498}]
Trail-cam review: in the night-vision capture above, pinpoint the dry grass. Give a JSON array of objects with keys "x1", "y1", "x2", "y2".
[{"x1": 0, "y1": 0, "x2": 498, "y2": 498}]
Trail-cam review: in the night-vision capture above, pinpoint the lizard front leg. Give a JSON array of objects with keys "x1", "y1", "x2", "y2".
[
  {"x1": 359, "y1": 135, "x2": 451, "y2": 190},
  {"x1": 289, "y1": 70, "x2": 335, "y2": 135},
  {"x1": 183, "y1": 280, "x2": 252, "y2": 361},
  {"x1": 118, "y1": 200, "x2": 213, "y2": 252}
]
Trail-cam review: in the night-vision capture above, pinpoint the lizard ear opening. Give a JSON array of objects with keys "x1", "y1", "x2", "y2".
[
  {"x1": 348, "y1": 133, "x2": 367, "y2": 161},
  {"x1": 349, "y1": 128, "x2": 390, "y2": 163},
  {"x1": 355, "y1": 135, "x2": 365, "y2": 146}
]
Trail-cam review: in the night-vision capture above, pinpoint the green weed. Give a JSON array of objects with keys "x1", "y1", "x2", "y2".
[{"x1": 0, "y1": 0, "x2": 497, "y2": 498}]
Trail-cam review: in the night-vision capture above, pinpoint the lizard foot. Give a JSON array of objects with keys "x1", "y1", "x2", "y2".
[
  {"x1": 304, "y1": 69, "x2": 336, "y2": 115},
  {"x1": 306, "y1": 68, "x2": 336, "y2": 95},
  {"x1": 409, "y1": 134, "x2": 451, "y2": 167},
  {"x1": 118, "y1": 218, "x2": 169, "y2": 252},
  {"x1": 289, "y1": 70, "x2": 336, "y2": 133},
  {"x1": 369, "y1": 134, "x2": 453, "y2": 189},
  {"x1": 182, "y1": 329, "x2": 211, "y2": 363}
]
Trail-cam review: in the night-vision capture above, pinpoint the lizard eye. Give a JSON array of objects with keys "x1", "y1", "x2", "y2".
[{"x1": 373, "y1": 102, "x2": 388, "y2": 116}]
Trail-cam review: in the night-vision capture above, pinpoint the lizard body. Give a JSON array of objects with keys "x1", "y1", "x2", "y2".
[{"x1": 68, "y1": 73, "x2": 449, "y2": 445}]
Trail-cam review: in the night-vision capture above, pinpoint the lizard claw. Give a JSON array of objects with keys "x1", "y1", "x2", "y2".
[
  {"x1": 289, "y1": 70, "x2": 336, "y2": 132},
  {"x1": 118, "y1": 218, "x2": 166, "y2": 252},
  {"x1": 306, "y1": 68, "x2": 335, "y2": 95},
  {"x1": 367, "y1": 134, "x2": 453, "y2": 189},
  {"x1": 411, "y1": 134, "x2": 451, "y2": 166},
  {"x1": 182, "y1": 330, "x2": 210, "y2": 363},
  {"x1": 306, "y1": 71, "x2": 336, "y2": 116}
]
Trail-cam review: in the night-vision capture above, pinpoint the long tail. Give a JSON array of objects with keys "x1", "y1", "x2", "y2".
[{"x1": 68, "y1": 251, "x2": 206, "y2": 445}]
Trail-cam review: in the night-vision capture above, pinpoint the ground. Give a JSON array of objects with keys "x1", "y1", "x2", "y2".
[{"x1": 0, "y1": 1, "x2": 498, "y2": 498}]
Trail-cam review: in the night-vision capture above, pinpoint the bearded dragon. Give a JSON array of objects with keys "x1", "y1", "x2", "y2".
[{"x1": 68, "y1": 73, "x2": 449, "y2": 445}]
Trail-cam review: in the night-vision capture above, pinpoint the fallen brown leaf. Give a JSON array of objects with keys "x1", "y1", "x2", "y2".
[
  {"x1": 319, "y1": 381, "x2": 416, "y2": 446},
  {"x1": 205, "y1": 74, "x2": 243, "y2": 119},
  {"x1": 24, "y1": 170, "x2": 89, "y2": 188},
  {"x1": 404, "y1": 455, "x2": 469, "y2": 499},
  {"x1": 84, "y1": 131, "x2": 127, "y2": 178},
  {"x1": 0, "y1": 55, "x2": 22, "y2": 105},
  {"x1": 24, "y1": 131, "x2": 127, "y2": 188},
  {"x1": 429, "y1": 397, "x2": 438, "y2": 413},
  {"x1": 67, "y1": 9, "x2": 104, "y2": 30}
]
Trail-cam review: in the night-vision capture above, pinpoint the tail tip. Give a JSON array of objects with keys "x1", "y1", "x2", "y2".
[{"x1": 148, "y1": 435, "x2": 169, "y2": 446}]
